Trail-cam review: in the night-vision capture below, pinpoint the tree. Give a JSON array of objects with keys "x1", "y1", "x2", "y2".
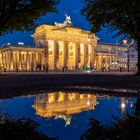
[
  {"x1": 0, "y1": 0, "x2": 59, "y2": 35},
  {"x1": 81, "y1": 0, "x2": 140, "y2": 75},
  {"x1": 0, "y1": 115, "x2": 57, "y2": 140},
  {"x1": 81, "y1": 115, "x2": 140, "y2": 140}
]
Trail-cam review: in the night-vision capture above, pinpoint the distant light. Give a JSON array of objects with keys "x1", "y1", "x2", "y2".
[
  {"x1": 87, "y1": 38, "x2": 91, "y2": 42},
  {"x1": 130, "y1": 102, "x2": 133, "y2": 108},
  {"x1": 123, "y1": 40, "x2": 127, "y2": 44},
  {"x1": 121, "y1": 102, "x2": 126, "y2": 109},
  {"x1": 31, "y1": 35, "x2": 33, "y2": 37},
  {"x1": 7, "y1": 43, "x2": 11, "y2": 45},
  {"x1": 84, "y1": 70, "x2": 91, "y2": 74},
  {"x1": 18, "y1": 42, "x2": 24, "y2": 45},
  {"x1": 87, "y1": 100, "x2": 90, "y2": 106}
]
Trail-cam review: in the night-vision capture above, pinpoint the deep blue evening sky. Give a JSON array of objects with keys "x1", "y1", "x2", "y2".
[{"x1": 0, "y1": 0, "x2": 122, "y2": 47}]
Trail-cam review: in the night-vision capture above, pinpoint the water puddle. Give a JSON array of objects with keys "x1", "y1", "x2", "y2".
[{"x1": 0, "y1": 91, "x2": 137, "y2": 140}]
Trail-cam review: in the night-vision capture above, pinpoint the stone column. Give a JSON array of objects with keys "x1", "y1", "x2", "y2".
[
  {"x1": 5, "y1": 51, "x2": 8, "y2": 70},
  {"x1": 34, "y1": 52, "x2": 37, "y2": 71},
  {"x1": 10, "y1": 51, "x2": 13, "y2": 70},
  {"x1": 99, "y1": 56, "x2": 102, "y2": 70},
  {"x1": 0, "y1": 53, "x2": 2, "y2": 68},
  {"x1": 84, "y1": 44, "x2": 88, "y2": 65},
  {"x1": 41, "y1": 53, "x2": 44, "y2": 71},
  {"x1": 4, "y1": 52, "x2": 7, "y2": 69},
  {"x1": 77, "y1": 43, "x2": 81, "y2": 68},
  {"x1": 15, "y1": 52, "x2": 18, "y2": 71},
  {"x1": 44, "y1": 40, "x2": 49, "y2": 71},
  {"x1": 75, "y1": 43, "x2": 80, "y2": 70},
  {"x1": 30, "y1": 53, "x2": 34, "y2": 71},
  {"x1": 63, "y1": 41, "x2": 68, "y2": 68},
  {"x1": 90, "y1": 44, "x2": 94, "y2": 67},
  {"x1": 26, "y1": 52, "x2": 30, "y2": 71},
  {"x1": 19, "y1": 52, "x2": 22, "y2": 71},
  {"x1": 2, "y1": 52, "x2": 5, "y2": 69},
  {"x1": 8, "y1": 51, "x2": 10, "y2": 70},
  {"x1": 17, "y1": 51, "x2": 21, "y2": 71},
  {"x1": 54, "y1": 41, "x2": 59, "y2": 69}
]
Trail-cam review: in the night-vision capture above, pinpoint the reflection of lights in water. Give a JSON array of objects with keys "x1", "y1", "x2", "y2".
[
  {"x1": 33, "y1": 92, "x2": 98, "y2": 126},
  {"x1": 55, "y1": 114, "x2": 72, "y2": 126},
  {"x1": 121, "y1": 102, "x2": 126, "y2": 109},
  {"x1": 130, "y1": 102, "x2": 133, "y2": 108}
]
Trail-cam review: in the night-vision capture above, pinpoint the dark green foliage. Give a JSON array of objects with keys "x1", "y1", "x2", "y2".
[
  {"x1": 81, "y1": 0, "x2": 140, "y2": 75},
  {"x1": 80, "y1": 119, "x2": 107, "y2": 140},
  {"x1": 110, "y1": 115, "x2": 140, "y2": 140},
  {"x1": 0, "y1": 0, "x2": 59, "y2": 35},
  {"x1": 0, "y1": 115, "x2": 57, "y2": 140},
  {"x1": 81, "y1": 0, "x2": 139, "y2": 39},
  {"x1": 81, "y1": 115, "x2": 140, "y2": 140}
]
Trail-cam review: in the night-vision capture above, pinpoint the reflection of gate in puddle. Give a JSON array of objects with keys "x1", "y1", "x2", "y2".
[{"x1": 33, "y1": 92, "x2": 98, "y2": 126}]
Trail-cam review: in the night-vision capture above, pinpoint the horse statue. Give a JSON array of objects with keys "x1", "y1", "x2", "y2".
[{"x1": 54, "y1": 14, "x2": 72, "y2": 27}]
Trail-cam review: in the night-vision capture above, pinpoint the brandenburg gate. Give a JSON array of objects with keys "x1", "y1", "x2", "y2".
[{"x1": 33, "y1": 15, "x2": 98, "y2": 70}]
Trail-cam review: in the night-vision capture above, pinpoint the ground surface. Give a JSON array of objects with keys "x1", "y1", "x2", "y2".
[{"x1": 0, "y1": 71, "x2": 140, "y2": 99}]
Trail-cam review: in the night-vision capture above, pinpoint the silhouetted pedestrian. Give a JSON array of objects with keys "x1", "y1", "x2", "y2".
[
  {"x1": 46, "y1": 66, "x2": 48, "y2": 72},
  {"x1": 4, "y1": 68, "x2": 6, "y2": 72},
  {"x1": 119, "y1": 67, "x2": 122, "y2": 72},
  {"x1": 62, "y1": 66, "x2": 65, "y2": 72}
]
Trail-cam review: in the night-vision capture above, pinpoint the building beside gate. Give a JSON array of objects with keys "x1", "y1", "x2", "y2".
[{"x1": 96, "y1": 42, "x2": 138, "y2": 71}]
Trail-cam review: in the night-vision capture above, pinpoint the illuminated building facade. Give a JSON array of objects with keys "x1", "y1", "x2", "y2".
[
  {"x1": 33, "y1": 92, "x2": 97, "y2": 126},
  {"x1": 96, "y1": 42, "x2": 116, "y2": 71},
  {"x1": 0, "y1": 15, "x2": 138, "y2": 71},
  {"x1": 96, "y1": 42, "x2": 138, "y2": 71},
  {"x1": 0, "y1": 15, "x2": 98, "y2": 71},
  {"x1": 0, "y1": 45, "x2": 44, "y2": 71},
  {"x1": 33, "y1": 25, "x2": 98, "y2": 70}
]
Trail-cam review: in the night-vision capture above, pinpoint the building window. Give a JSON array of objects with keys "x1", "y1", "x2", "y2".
[
  {"x1": 131, "y1": 50, "x2": 134, "y2": 53},
  {"x1": 131, "y1": 54, "x2": 134, "y2": 58}
]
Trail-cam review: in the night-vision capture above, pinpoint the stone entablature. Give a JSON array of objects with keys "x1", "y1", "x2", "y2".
[{"x1": 33, "y1": 25, "x2": 97, "y2": 44}]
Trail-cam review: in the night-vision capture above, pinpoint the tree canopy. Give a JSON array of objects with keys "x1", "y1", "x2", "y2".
[
  {"x1": 0, "y1": 115, "x2": 56, "y2": 140},
  {"x1": 0, "y1": 0, "x2": 59, "y2": 35},
  {"x1": 81, "y1": 0, "x2": 140, "y2": 74},
  {"x1": 81, "y1": 0, "x2": 139, "y2": 39},
  {"x1": 81, "y1": 115, "x2": 140, "y2": 140}
]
